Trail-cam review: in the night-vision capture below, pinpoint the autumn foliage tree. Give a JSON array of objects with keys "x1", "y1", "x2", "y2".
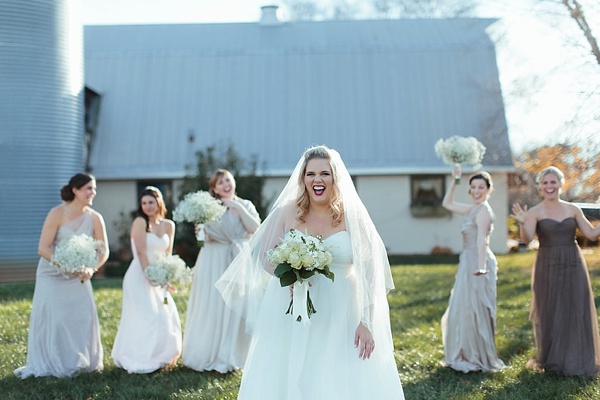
[{"x1": 510, "y1": 142, "x2": 600, "y2": 206}]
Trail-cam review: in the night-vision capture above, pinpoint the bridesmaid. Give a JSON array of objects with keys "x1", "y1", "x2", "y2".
[
  {"x1": 15, "y1": 173, "x2": 109, "y2": 378},
  {"x1": 512, "y1": 166, "x2": 600, "y2": 376},
  {"x1": 111, "y1": 186, "x2": 182, "y2": 373},
  {"x1": 440, "y1": 166, "x2": 505, "y2": 372},
  {"x1": 182, "y1": 169, "x2": 260, "y2": 373}
]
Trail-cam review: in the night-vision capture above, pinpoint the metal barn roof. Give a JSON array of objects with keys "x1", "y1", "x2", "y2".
[{"x1": 84, "y1": 18, "x2": 513, "y2": 179}]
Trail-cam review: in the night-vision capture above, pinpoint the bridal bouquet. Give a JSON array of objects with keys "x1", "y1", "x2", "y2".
[
  {"x1": 434, "y1": 136, "x2": 486, "y2": 183},
  {"x1": 172, "y1": 190, "x2": 226, "y2": 241},
  {"x1": 51, "y1": 234, "x2": 102, "y2": 282},
  {"x1": 267, "y1": 229, "x2": 334, "y2": 322},
  {"x1": 145, "y1": 254, "x2": 192, "y2": 304}
]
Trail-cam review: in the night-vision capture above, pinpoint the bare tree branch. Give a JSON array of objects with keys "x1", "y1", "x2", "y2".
[{"x1": 562, "y1": 0, "x2": 600, "y2": 64}]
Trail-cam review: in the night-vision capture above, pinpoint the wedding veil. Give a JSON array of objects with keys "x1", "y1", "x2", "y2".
[{"x1": 216, "y1": 145, "x2": 395, "y2": 333}]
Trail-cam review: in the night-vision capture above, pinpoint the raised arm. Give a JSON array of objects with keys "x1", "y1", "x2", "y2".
[
  {"x1": 572, "y1": 204, "x2": 600, "y2": 242},
  {"x1": 511, "y1": 203, "x2": 536, "y2": 244},
  {"x1": 442, "y1": 179, "x2": 473, "y2": 215}
]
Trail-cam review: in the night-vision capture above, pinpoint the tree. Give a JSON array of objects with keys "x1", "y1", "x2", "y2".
[
  {"x1": 173, "y1": 143, "x2": 269, "y2": 265},
  {"x1": 282, "y1": 0, "x2": 477, "y2": 20},
  {"x1": 561, "y1": 0, "x2": 600, "y2": 65}
]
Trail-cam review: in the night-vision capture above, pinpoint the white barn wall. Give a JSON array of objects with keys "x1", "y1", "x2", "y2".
[
  {"x1": 96, "y1": 173, "x2": 509, "y2": 256},
  {"x1": 93, "y1": 181, "x2": 138, "y2": 252},
  {"x1": 358, "y1": 174, "x2": 509, "y2": 255}
]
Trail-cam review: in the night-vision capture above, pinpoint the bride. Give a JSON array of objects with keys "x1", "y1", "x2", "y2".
[{"x1": 217, "y1": 145, "x2": 404, "y2": 399}]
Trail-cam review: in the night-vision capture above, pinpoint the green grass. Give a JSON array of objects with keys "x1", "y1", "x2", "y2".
[{"x1": 1, "y1": 251, "x2": 600, "y2": 399}]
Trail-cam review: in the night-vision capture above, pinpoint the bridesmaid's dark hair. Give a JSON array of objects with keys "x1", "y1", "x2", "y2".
[
  {"x1": 136, "y1": 186, "x2": 167, "y2": 232},
  {"x1": 60, "y1": 173, "x2": 95, "y2": 202},
  {"x1": 469, "y1": 171, "x2": 493, "y2": 189}
]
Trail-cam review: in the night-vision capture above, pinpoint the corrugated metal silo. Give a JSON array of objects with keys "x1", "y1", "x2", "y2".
[{"x1": 0, "y1": 0, "x2": 84, "y2": 269}]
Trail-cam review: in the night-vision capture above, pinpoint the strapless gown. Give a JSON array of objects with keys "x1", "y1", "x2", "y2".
[
  {"x1": 529, "y1": 217, "x2": 600, "y2": 375},
  {"x1": 14, "y1": 211, "x2": 103, "y2": 378},
  {"x1": 111, "y1": 233, "x2": 182, "y2": 373},
  {"x1": 237, "y1": 230, "x2": 404, "y2": 399}
]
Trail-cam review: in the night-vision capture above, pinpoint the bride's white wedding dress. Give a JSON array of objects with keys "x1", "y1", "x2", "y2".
[
  {"x1": 111, "y1": 233, "x2": 182, "y2": 373},
  {"x1": 237, "y1": 230, "x2": 404, "y2": 399}
]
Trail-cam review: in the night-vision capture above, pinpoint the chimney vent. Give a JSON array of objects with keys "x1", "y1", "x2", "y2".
[{"x1": 260, "y1": 5, "x2": 281, "y2": 26}]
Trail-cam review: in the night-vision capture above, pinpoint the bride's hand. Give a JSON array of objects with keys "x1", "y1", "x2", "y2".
[{"x1": 355, "y1": 322, "x2": 375, "y2": 360}]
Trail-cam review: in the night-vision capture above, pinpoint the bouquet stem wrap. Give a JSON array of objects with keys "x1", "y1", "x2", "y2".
[{"x1": 291, "y1": 281, "x2": 311, "y2": 323}]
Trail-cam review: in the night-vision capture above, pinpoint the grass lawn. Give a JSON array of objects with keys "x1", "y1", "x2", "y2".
[{"x1": 1, "y1": 251, "x2": 600, "y2": 399}]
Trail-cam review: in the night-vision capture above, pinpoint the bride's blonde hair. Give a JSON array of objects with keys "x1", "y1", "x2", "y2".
[{"x1": 295, "y1": 146, "x2": 344, "y2": 226}]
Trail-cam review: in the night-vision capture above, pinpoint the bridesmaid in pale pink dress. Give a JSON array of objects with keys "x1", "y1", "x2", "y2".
[{"x1": 15, "y1": 173, "x2": 109, "y2": 378}]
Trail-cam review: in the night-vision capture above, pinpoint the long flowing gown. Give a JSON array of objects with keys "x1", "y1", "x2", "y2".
[
  {"x1": 237, "y1": 230, "x2": 404, "y2": 399},
  {"x1": 441, "y1": 202, "x2": 505, "y2": 373},
  {"x1": 182, "y1": 202, "x2": 257, "y2": 372},
  {"x1": 529, "y1": 217, "x2": 600, "y2": 375},
  {"x1": 111, "y1": 233, "x2": 182, "y2": 374},
  {"x1": 14, "y1": 211, "x2": 104, "y2": 379}
]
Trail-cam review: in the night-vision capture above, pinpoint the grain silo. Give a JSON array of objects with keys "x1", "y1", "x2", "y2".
[{"x1": 0, "y1": 0, "x2": 84, "y2": 278}]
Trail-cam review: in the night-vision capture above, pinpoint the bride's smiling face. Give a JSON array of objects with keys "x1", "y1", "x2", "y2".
[{"x1": 304, "y1": 158, "x2": 333, "y2": 205}]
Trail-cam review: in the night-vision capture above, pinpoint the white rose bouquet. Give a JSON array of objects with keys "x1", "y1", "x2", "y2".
[
  {"x1": 267, "y1": 229, "x2": 334, "y2": 323},
  {"x1": 172, "y1": 190, "x2": 227, "y2": 241},
  {"x1": 51, "y1": 234, "x2": 102, "y2": 283},
  {"x1": 434, "y1": 136, "x2": 486, "y2": 183},
  {"x1": 145, "y1": 253, "x2": 192, "y2": 304}
]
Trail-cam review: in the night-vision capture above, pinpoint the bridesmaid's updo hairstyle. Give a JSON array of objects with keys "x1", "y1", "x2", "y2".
[
  {"x1": 208, "y1": 169, "x2": 234, "y2": 199},
  {"x1": 60, "y1": 173, "x2": 95, "y2": 202},
  {"x1": 468, "y1": 171, "x2": 493, "y2": 189},
  {"x1": 295, "y1": 145, "x2": 343, "y2": 227},
  {"x1": 537, "y1": 166, "x2": 564, "y2": 185},
  {"x1": 137, "y1": 186, "x2": 167, "y2": 232}
]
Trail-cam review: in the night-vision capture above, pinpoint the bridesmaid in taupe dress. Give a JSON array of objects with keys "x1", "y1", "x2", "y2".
[{"x1": 512, "y1": 166, "x2": 600, "y2": 376}]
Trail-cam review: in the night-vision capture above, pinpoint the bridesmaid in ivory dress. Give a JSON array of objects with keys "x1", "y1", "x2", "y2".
[
  {"x1": 440, "y1": 166, "x2": 505, "y2": 373},
  {"x1": 182, "y1": 169, "x2": 260, "y2": 373},
  {"x1": 15, "y1": 173, "x2": 109, "y2": 378},
  {"x1": 512, "y1": 166, "x2": 600, "y2": 376},
  {"x1": 216, "y1": 145, "x2": 404, "y2": 399},
  {"x1": 111, "y1": 186, "x2": 182, "y2": 373}
]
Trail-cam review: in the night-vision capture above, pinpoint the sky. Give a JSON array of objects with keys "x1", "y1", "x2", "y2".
[{"x1": 81, "y1": 0, "x2": 600, "y2": 154}]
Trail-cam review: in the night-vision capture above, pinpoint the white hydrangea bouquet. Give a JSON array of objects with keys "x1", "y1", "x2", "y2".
[
  {"x1": 267, "y1": 229, "x2": 334, "y2": 323},
  {"x1": 434, "y1": 136, "x2": 486, "y2": 183},
  {"x1": 172, "y1": 190, "x2": 227, "y2": 241},
  {"x1": 145, "y1": 253, "x2": 192, "y2": 304},
  {"x1": 51, "y1": 234, "x2": 102, "y2": 283}
]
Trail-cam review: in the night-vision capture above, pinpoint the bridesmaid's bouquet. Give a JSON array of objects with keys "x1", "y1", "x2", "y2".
[
  {"x1": 172, "y1": 190, "x2": 227, "y2": 241},
  {"x1": 434, "y1": 136, "x2": 486, "y2": 183},
  {"x1": 267, "y1": 229, "x2": 334, "y2": 323},
  {"x1": 51, "y1": 234, "x2": 102, "y2": 282},
  {"x1": 145, "y1": 254, "x2": 192, "y2": 304}
]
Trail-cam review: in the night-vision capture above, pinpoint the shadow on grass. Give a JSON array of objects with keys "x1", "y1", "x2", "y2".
[
  {"x1": 0, "y1": 365, "x2": 242, "y2": 400},
  {"x1": 402, "y1": 363, "x2": 598, "y2": 400},
  {"x1": 0, "y1": 278, "x2": 123, "y2": 303}
]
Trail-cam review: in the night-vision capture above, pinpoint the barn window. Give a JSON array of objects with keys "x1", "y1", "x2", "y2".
[{"x1": 409, "y1": 176, "x2": 449, "y2": 218}]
